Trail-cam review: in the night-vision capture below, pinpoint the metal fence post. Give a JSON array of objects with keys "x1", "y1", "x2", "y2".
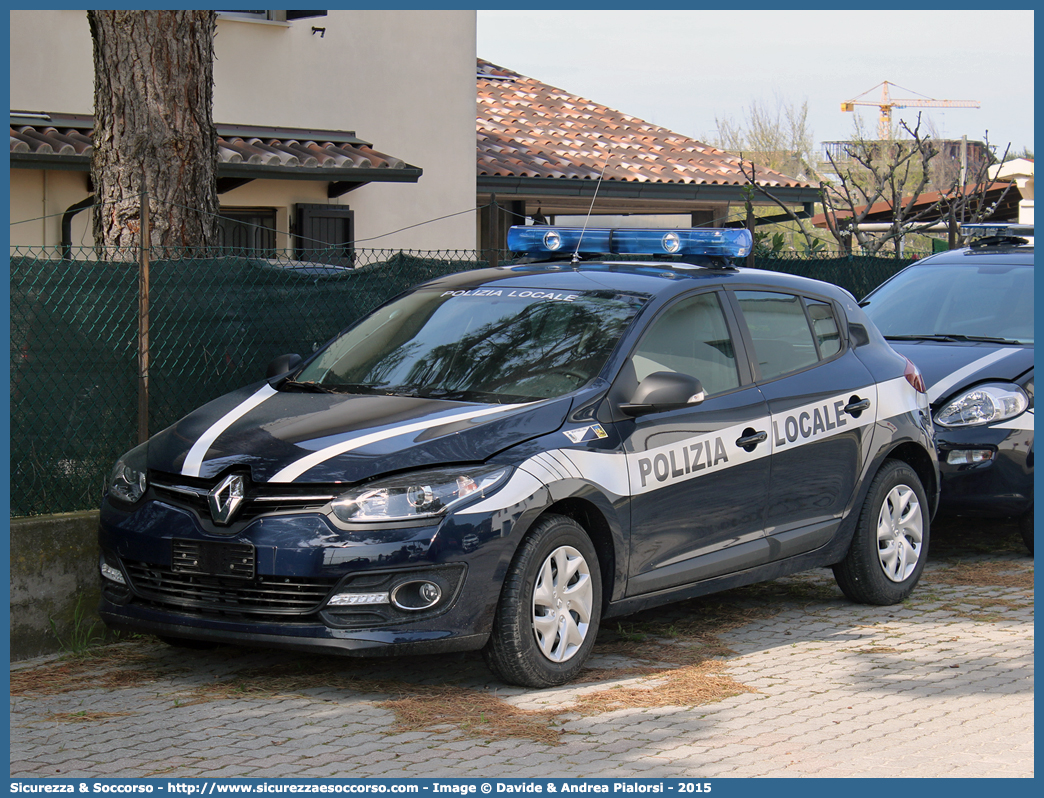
[
  {"x1": 488, "y1": 193, "x2": 499, "y2": 269},
  {"x1": 746, "y1": 203, "x2": 755, "y2": 269},
  {"x1": 138, "y1": 185, "x2": 151, "y2": 444}
]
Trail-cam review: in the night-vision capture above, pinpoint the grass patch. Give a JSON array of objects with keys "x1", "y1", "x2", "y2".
[
  {"x1": 924, "y1": 561, "x2": 1033, "y2": 590},
  {"x1": 10, "y1": 644, "x2": 181, "y2": 697},
  {"x1": 934, "y1": 597, "x2": 1029, "y2": 622},
  {"x1": 572, "y1": 659, "x2": 754, "y2": 715},
  {"x1": 44, "y1": 710, "x2": 133, "y2": 723},
  {"x1": 48, "y1": 594, "x2": 105, "y2": 656},
  {"x1": 855, "y1": 646, "x2": 899, "y2": 655},
  {"x1": 176, "y1": 667, "x2": 563, "y2": 744},
  {"x1": 376, "y1": 686, "x2": 560, "y2": 745},
  {"x1": 168, "y1": 662, "x2": 562, "y2": 743}
]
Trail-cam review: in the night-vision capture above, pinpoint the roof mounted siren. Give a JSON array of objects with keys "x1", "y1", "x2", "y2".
[
  {"x1": 959, "y1": 223, "x2": 1034, "y2": 248},
  {"x1": 507, "y1": 226, "x2": 753, "y2": 268}
]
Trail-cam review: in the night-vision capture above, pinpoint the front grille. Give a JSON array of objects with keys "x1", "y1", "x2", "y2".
[
  {"x1": 150, "y1": 472, "x2": 336, "y2": 525},
  {"x1": 152, "y1": 481, "x2": 209, "y2": 516},
  {"x1": 123, "y1": 560, "x2": 339, "y2": 617}
]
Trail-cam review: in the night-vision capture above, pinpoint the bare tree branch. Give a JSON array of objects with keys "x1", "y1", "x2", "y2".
[
  {"x1": 819, "y1": 114, "x2": 949, "y2": 254},
  {"x1": 738, "y1": 159, "x2": 824, "y2": 253}
]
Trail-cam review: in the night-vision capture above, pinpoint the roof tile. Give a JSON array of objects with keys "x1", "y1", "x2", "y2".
[
  {"x1": 9, "y1": 116, "x2": 414, "y2": 177},
  {"x1": 477, "y1": 59, "x2": 809, "y2": 190}
]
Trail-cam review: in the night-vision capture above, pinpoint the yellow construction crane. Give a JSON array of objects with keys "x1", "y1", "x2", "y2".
[{"x1": 841, "y1": 81, "x2": 980, "y2": 139}]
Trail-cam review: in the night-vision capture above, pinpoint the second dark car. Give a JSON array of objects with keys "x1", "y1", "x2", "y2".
[{"x1": 862, "y1": 224, "x2": 1033, "y2": 553}]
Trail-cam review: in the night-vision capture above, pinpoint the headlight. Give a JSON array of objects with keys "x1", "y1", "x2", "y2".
[
  {"x1": 331, "y1": 465, "x2": 509, "y2": 523},
  {"x1": 108, "y1": 443, "x2": 149, "y2": 504},
  {"x1": 935, "y1": 383, "x2": 1029, "y2": 428}
]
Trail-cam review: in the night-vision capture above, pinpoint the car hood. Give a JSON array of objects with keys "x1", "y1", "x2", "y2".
[
  {"x1": 146, "y1": 382, "x2": 572, "y2": 484},
  {"x1": 886, "y1": 340, "x2": 1034, "y2": 406}
]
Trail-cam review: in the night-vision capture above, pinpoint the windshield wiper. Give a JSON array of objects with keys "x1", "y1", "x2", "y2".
[
  {"x1": 939, "y1": 334, "x2": 1026, "y2": 345},
  {"x1": 885, "y1": 333, "x2": 1027, "y2": 345},
  {"x1": 280, "y1": 379, "x2": 341, "y2": 394},
  {"x1": 416, "y1": 387, "x2": 482, "y2": 401},
  {"x1": 884, "y1": 334, "x2": 963, "y2": 342},
  {"x1": 382, "y1": 385, "x2": 519, "y2": 403},
  {"x1": 383, "y1": 385, "x2": 476, "y2": 401}
]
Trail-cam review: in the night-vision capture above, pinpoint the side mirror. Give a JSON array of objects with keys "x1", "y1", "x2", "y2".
[
  {"x1": 620, "y1": 371, "x2": 705, "y2": 417},
  {"x1": 266, "y1": 353, "x2": 302, "y2": 379}
]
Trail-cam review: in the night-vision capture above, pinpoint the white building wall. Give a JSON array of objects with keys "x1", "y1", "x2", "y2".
[
  {"x1": 9, "y1": 10, "x2": 95, "y2": 115},
  {"x1": 9, "y1": 170, "x2": 94, "y2": 251},
  {"x1": 9, "y1": 10, "x2": 477, "y2": 250}
]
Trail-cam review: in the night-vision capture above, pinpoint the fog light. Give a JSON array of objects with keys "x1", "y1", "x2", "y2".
[
  {"x1": 390, "y1": 580, "x2": 443, "y2": 611},
  {"x1": 100, "y1": 559, "x2": 126, "y2": 585},
  {"x1": 327, "y1": 592, "x2": 389, "y2": 607},
  {"x1": 947, "y1": 449, "x2": 995, "y2": 465}
]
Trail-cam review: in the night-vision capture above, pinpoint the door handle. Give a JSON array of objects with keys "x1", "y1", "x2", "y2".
[
  {"x1": 844, "y1": 397, "x2": 871, "y2": 417},
  {"x1": 736, "y1": 430, "x2": 768, "y2": 452}
]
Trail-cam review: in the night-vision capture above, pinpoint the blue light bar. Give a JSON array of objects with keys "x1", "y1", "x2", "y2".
[
  {"x1": 612, "y1": 228, "x2": 753, "y2": 258},
  {"x1": 507, "y1": 226, "x2": 752, "y2": 259},
  {"x1": 507, "y1": 226, "x2": 612, "y2": 255}
]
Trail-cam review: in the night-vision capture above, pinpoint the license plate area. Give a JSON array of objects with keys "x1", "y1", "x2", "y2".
[{"x1": 172, "y1": 538, "x2": 256, "y2": 579}]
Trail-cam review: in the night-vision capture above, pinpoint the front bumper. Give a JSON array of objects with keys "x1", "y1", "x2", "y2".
[
  {"x1": 97, "y1": 494, "x2": 524, "y2": 655},
  {"x1": 99, "y1": 599, "x2": 490, "y2": 657},
  {"x1": 936, "y1": 422, "x2": 1033, "y2": 517}
]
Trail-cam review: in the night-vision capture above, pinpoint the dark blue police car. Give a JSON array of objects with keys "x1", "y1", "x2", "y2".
[
  {"x1": 861, "y1": 224, "x2": 1033, "y2": 553},
  {"x1": 100, "y1": 226, "x2": 939, "y2": 687}
]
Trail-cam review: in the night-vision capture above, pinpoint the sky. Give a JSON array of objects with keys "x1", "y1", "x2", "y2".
[{"x1": 477, "y1": 9, "x2": 1035, "y2": 156}]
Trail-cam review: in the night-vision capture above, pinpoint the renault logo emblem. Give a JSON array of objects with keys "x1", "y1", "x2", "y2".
[{"x1": 208, "y1": 474, "x2": 245, "y2": 525}]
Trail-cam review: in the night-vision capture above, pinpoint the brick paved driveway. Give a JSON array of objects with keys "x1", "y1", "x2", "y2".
[{"x1": 10, "y1": 518, "x2": 1033, "y2": 778}]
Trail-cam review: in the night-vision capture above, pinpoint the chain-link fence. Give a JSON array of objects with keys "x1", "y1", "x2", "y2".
[
  {"x1": 10, "y1": 246, "x2": 915, "y2": 517},
  {"x1": 10, "y1": 247, "x2": 489, "y2": 516},
  {"x1": 750, "y1": 251, "x2": 919, "y2": 301}
]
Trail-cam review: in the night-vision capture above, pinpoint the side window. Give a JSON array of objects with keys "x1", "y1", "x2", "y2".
[
  {"x1": 217, "y1": 208, "x2": 277, "y2": 256},
  {"x1": 735, "y1": 291, "x2": 820, "y2": 380},
  {"x1": 629, "y1": 292, "x2": 739, "y2": 396},
  {"x1": 807, "y1": 300, "x2": 841, "y2": 358}
]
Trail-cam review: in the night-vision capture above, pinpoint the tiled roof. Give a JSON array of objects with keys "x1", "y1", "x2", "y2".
[
  {"x1": 10, "y1": 113, "x2": 421, "y2": 191},
  {"x1": 477, "y1": 60, "x2": 810, "y2": 190}
]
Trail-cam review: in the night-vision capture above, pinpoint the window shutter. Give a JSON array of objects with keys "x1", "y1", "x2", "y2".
[{"x1": 296, "y1": 204, "x2": 354, "y2": 266}]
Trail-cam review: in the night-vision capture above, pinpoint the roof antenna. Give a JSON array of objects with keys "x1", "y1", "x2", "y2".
[{"x1": 572, "y1": 147, "x2": 612, "y2": 265}]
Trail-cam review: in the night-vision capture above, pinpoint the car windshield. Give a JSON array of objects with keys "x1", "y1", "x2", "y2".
[
  {"x1": 863, "y1": 260, "x2": 1034, "y2": 344},
  {"x1": 291, "y1": 287, "x2": 647, "y2": 402}
]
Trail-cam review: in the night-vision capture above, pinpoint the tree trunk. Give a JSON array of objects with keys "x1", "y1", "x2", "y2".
[{"x1": 89, "y1": 10, "x2": 217, "y2": 255}]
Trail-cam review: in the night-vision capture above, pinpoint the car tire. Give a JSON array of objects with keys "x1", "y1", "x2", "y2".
[
  {"x1": 1020, "y1": 509, "x2": 1033, "y2": 555},
  {"x1": 483, "y1": 514, "x2": 602, "y2": 688},
  {"x1": 833, "y1": 460, "x2": 930, "y2": 605}
]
